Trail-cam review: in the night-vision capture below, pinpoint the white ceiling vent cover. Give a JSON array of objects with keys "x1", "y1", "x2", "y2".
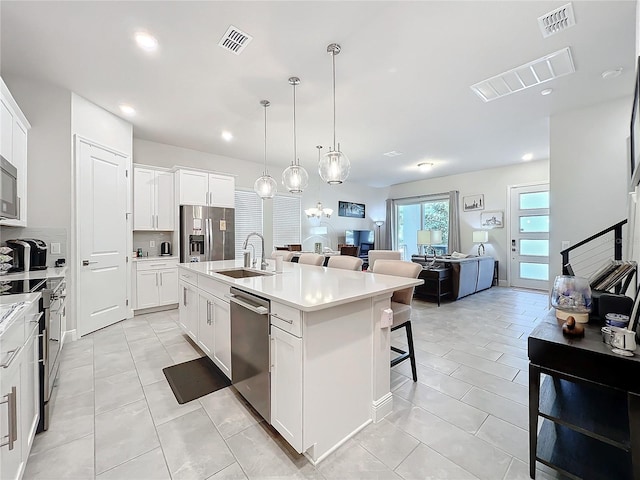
[
  {"x1": 470, "y1": 47, "x2": 575, "y2": 102},
  {"x1": 538, "y1": 3, "x2": 576, "y2": 38},
  {"x1": 218, "y1": 26, "x2": 253, "y2": 55}
]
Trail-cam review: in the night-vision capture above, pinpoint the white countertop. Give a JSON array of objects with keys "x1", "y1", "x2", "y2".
[
  {"x1": 133, "y1": 255, "x2": 179, "y2": 262},
  {"x1": 179, "y1": 259, "x2": 422, "y2": 312},
  {"x1": 0, "y1": 266, "x2": 67, "y2": 281},
  {"x1": 0, "y1": 292, "x2": 41, "y2": 334}
]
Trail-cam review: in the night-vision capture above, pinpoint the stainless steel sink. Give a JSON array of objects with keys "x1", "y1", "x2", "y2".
[{"x1": 215, "y1": 268, "x2": 273, "y2": 279}]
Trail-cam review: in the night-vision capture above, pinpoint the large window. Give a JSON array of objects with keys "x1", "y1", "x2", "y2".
[
  {"x1": 395, "y1": 194, "x2": 450, "y2": 257},
  {"x1": 273, "y1": 194, "x2": 301, "y2": 248},
  {"x1": 235, "y1": 190, "x2": 263, "y2": 260}
]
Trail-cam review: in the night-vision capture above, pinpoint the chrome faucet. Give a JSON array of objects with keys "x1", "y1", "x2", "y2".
[{"x1": 242, "y1": 232, "x2": 268, "y2": 270}]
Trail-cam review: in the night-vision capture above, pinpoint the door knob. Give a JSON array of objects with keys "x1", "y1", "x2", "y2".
[{"x1": 82, "y1": 260, "x2": 98, "y2": 266}]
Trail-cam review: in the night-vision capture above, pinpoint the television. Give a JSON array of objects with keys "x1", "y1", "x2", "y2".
[{"x1": 345, "y1": 230, "x2": 375, "y2": 257}]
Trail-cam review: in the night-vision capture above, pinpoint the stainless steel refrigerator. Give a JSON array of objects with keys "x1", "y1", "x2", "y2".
[{"x1": 180, "y1": 205, "x2": 235, "y2": 262}]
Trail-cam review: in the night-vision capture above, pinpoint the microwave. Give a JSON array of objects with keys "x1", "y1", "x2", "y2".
[{"x1": 0, "y1": 155, "x2": 19, "y2": 220}]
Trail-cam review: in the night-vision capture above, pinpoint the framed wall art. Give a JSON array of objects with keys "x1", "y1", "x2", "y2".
[
  {"x1": 463, "y1": 194, "x2": 484, "y2": 211},
  {"x1": 480, "y1": 210, "x2": 504, "y2": 228},
  {"x1": 338, "y1": 201, "x2": 365, "y2": 218}
]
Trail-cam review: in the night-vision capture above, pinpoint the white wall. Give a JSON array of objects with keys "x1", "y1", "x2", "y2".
[
  {"x1": 549, "y1": 97, "x2": 631, "y2": 283},
  {"x1": 133, "y1": 138, "x2": 388, "y2": 252},
  {"x1": 387, "y1": 160, "x2": 550, "y2": 284}
]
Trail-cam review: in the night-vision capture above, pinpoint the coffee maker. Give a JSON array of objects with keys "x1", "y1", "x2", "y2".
[{"x1": 6, "y1": 238, "x2": 48, "y2": 271}]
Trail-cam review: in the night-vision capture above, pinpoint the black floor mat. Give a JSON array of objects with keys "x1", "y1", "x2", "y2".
[{"x1": 163, "y1": 356, "x2": 231, "y2": 404}]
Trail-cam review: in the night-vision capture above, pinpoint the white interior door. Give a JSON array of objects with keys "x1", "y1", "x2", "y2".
[
  {"x1": 509, "y1": 183, "x2": 550, "y2": 290},
  {"x1": 77, "y1": 140, "x2": 128, "y2": 336}
]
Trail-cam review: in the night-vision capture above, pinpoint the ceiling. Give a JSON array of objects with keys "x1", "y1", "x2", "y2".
[{"x1": 1, "y1": 1, "x2": 636, "y2": 187}]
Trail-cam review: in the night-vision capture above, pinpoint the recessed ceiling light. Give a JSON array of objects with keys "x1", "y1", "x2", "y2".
[
  {"x1": 119, "y1": 104, "x2": 136, "y2": 117},
  {"x1": 221, "y1": 131, "x2": 233, "y2": 142},
  {"x1": 601, "y1": 68, "x2": 623, "y2": 79},
  {"x1": 541, "y1": 88, "x2": 553, "y2": 96},
  {"x1": 417, "y1": 162, "x2": 433, "y2": 171},
  {"x1": 384, "y1": 150, "x2": 403, "y2": 157},
  {"x1": 522, "y1": 153, "x2": 533, "y2": 161},
  {"x1": 135, "y1": 31, "x2": 158, "y2": 52}
]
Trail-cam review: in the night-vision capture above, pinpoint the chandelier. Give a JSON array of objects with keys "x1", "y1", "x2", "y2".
[
  {"x1": 305, "y1": 146, "x2": 333, "y2": 218},
  {"x1": 253, "y1": 100, "x2": 277, "y2": 199},
  {"x1": 318, "y1": 43, "x2": 350, "y2": 185},
  {"x1": 282, "y1": 76, "x2": 309, "y2": 193},
  {"x1": 305, "y1": 201, "x2": 333, "y2": 219}
]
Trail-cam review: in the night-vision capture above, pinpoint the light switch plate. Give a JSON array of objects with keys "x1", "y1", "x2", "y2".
[
  {"x1": 150, "y1": 241, "x2": 156, "y2": 248},
  {"x1": 220, "y1": 220, "x2": 227, "y2": 231},
  {"x1": 51, "y1": 242, "x2": 61, "y2": 254}
]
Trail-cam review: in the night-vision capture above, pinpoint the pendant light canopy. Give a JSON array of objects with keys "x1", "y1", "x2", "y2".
[
  {"x1": 282, "y1": 76, "x2": 309, "y2": 194},
  {"x1": 319, "y1": 43, "x2": 350, "y2": 185},
  {"x1": 254, "y1": 100, "x2": 277, "y2": 199}
]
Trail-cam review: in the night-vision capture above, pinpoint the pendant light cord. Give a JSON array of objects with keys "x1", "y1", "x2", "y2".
[
  {"x1": 293, "y1": 82, "x2": 298, "y2": 166},
  {"x1": 263, "y1": 103, "x2": 268, "y2": 175},
  {"x1": 332, "y1": 50, "x2": 336, "y2": 151}
]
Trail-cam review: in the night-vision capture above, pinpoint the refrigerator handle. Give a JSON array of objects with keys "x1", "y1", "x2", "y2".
[
  {"x1": 210, "y1": 218, "x2": 214, "y2": 261},
  {"x1": 204, "y1": 216, "x2": 210, "y2": 260}
]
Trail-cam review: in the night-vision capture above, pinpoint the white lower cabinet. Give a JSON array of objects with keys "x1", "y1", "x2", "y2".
[
  {"x1": 1, "y1": 301, "x2": 40, "y2": 480},
  {"x1": 212, "y1": 296, "x2": 231, "y2": 378},
  {"x1": 178, "y1": 280, "x2": 198, "y2": 341},
  {"x1": 270, "y1": 324, "x2": 303, "y2": 452},
  {"x1": 135, "y1": 259, "x2": 179, "y2": 310},
  {"x1": 177, "y1": 269, "x2": 232, "y2": 379}
]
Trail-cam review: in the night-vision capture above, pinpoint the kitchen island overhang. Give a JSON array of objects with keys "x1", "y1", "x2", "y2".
[{"x1": 177, "y1": 259, "x2": 422, "y2": 464}]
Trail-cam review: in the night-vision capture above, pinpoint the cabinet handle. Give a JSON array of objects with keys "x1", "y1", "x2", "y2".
[
  {"x1": 270, "y1": 313, "x2": 293, "y2": 325},
  {"x1": 270, "y1": 336, "x2": 275, "y2": 371},
  {"x1": 207, "y1": 300, "x2": 212, "y2": 325},
  {"x1": 0, "y1": 348, "x2": 21, "y2": 369},
  {"x1": 183, "y1": 287, "x2": 187, "y2": 306},
  {"x1": 0, "y1": 386, "x2": 17, "y2": 450},
  {"x1": 159, "y1": 273, "x2": 163, "y2": 286}
]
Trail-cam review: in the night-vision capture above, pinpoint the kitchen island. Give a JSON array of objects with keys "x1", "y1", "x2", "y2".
[{"x1": 177, "y1": 259, "x2": 422, "y2": 464}]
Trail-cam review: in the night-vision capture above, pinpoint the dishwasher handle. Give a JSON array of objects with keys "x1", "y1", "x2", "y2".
[{"x1": 229, "y1": 295, "x2": 269, "y2": 315}]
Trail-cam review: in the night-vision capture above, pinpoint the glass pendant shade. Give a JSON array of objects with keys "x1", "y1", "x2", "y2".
[
  {"x1": 282, "y1": 164, "x2": 309, "y2": 194},
  {"x1": 254, "y1": 174, "x2": 277, "y2": 199},
  {"x1": 283, "y1": 76, "x2": 308, "y2": 194},
  {"x1": 319, "y1": 147, "x2": 350, "y2": 185},
  {"x1": 254, "y1": 99, "x2": 277, "y2": 199}
]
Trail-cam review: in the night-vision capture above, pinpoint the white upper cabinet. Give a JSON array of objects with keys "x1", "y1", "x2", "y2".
[
  {"x1": 133, "y1": 166, "x2": 175, "y2": 231},
  {"x1": 0, "y1": 77, "x2": 30, "y2": 227},
  {"x1": 177, "y1": 169, "x2": 234, "y2": 208}
]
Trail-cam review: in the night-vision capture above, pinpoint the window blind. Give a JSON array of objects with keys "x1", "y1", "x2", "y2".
[
  {"x1": 234, "y1": 190, "x2": 263, "y2": 260},
  {"x1": 273, "y1": 194, "x2": 301, "y2": 248}
]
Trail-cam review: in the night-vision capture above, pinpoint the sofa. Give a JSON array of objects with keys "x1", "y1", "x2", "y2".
[{"x1": 411, "y1": 255, "x2": 495, "y2": 300}]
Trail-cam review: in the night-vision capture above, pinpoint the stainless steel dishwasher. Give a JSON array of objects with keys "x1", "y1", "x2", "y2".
[{"x1": 229, "y1": 287, "x2": 271, "y2": 422}]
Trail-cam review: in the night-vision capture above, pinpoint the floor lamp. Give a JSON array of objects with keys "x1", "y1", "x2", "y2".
[{"x1": 374, "y1": 220, "x2": 384, "y2": 249}]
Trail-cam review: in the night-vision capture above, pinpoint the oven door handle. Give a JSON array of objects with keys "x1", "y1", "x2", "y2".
[{"x1": 229, "y1": 295, "x2": 269, "y2": 315}]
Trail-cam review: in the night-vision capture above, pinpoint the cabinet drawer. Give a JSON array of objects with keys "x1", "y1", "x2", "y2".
[
  {"x1": 0, "y1": 308, "x2": 27, "y2": 368},
  {"x1": 178, "y1": 268, "x2": 198, "y2": 286},
  {"x1": 136, "y1": 259, "x2": 178, "y2": 271},
  {"x1": 270, "y1": 302, "x2": 302, "y2": 337},
  {"x1": 198, "y1": 275, "x2": 230, "y2": 301}
]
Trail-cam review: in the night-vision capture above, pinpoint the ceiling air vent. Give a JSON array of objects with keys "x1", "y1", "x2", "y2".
[
  {"x1": 538, "y1": 3, "x2": 576, "y2": 38},
  {"x1": 218, "y1": 25, "x2": 253, "y2": 55},
  {"x1": 470, "y1": 47, "x2": 575, "y2": 102}
]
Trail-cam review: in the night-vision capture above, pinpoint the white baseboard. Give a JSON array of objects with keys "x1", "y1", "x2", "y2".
[
  {"x1": 371, "y1": 392, "x2": 393, "y2": 422},
  {"x1": 304, "y1": 418, "x2": 372, "y2": 465},
  {"x1": 133, "y1": 304, "x2": 178, "y2": 316}
]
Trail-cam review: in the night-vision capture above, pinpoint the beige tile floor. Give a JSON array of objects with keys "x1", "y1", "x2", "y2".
[{"x1": 23, "y1": 287, "x2": 563, "y2": 480}]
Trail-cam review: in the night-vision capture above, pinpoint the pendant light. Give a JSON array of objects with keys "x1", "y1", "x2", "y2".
[
  {"x1": 254, "y1": 100, "x2": 277, "y2": 199},
  {"x1": 319, "y1": 43, "x2": 350, "y2": 185},
  {"x1": 282, "y1": 76, "x2": 309, "y2": 193},
  {"x1": 305, "y1": 146, "x2": 333, "y2": 218}
]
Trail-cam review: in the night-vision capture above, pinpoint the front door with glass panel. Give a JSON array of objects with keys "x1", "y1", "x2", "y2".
[{"x1": 510, "y1": 184, "x2": 549, "y2": 290}]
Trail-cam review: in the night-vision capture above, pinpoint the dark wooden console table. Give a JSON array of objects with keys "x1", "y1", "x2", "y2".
[
  {"x1": 414, "y1": 266, "x2": 451, "y2": 306},
  {"x1": 528, "y1": 314, "x2": 640, "y2": 479}
]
